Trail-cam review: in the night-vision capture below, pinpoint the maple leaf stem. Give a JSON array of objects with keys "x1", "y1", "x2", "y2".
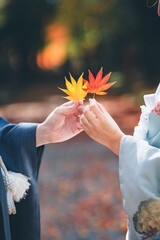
[{"x1": 93, "y1": 93, "x2": 96, "y2": 99}]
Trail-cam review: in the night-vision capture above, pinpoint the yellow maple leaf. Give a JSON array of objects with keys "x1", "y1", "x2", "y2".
[{"x1": 59, "y1": 73, "x2": 88, "y2": 101}]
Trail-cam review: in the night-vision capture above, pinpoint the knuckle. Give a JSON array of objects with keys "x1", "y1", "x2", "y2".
[
  {"x1": 83, "y1": 108, "x2": 89, "y2": 114},
  {"x1": 80, "y1": 114, "x2": 84, "y2": 119},
  {"x1": 91, "y1": 102, "x2": 96, "y2": 108},
  {"x1": 90, "y1": 104, "x2": 94, "y2": 111}
]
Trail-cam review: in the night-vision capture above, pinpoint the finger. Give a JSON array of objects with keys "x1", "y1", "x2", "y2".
[
  {"x1": 80, "y1": 121, "x2": 88, "y2": 132},
  {"x1": 80, "y1": 118, "x2": 93, "y2": 137},
  {"x1": 74, "y1": 100, "x2": 83, "y2": 109},
  {"x1": 78, "y1": 105, "x2": 85, "y2": 114},
  {"x1": 76, "y1": 121, "x2": 83, "y2": 131},
  {"x1": 72, "y1": 101, "x2": 83, "y2": 116},
  {"x1": 80, "y1": 114, "x2": 93, "y2": 130},
  {"x1": 62, "y1": 100, "x2": 74, "y2": 107},
  {"x1": 89, "y1": 98, "x2": 105, "y2": 112},
  {"x1": 78, "y1": 100, "x2": 83, "y2": 106},
  {"x1": 73, "y1": 103, "x2": 84, "y2": 117},
  {"x1": 73, "y1": 101, "x2": 83, "y2": 116},
  {"x1": 95, "y1": 101, "x2": 106, "y2": 113},
  {"x1": 80, "y1": 119, "x2": 91, "y2": 135},
  {"x1": 78, "y1": 101, "x2": 88, "y2": 113},
  {"x1": 72, "y1": 121, "x2": 84, "y2": 135},
  {"x1": 57, "y1": 102, "x2": 78, "y2": 115},
  {"x1": 83, "y1": 105, "x2": 97, "y2": 125},
  {"x1": 89, "y1": 100, "x2": 102, "y2": 118}
]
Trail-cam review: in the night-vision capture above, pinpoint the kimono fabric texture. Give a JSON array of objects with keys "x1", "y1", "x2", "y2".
[
  {"x1": 119, "y1": 136, "x2": 160, "y2": 240},
  {"x1": 119, "y1": 84, "x2": 160, "y2": 240},
  {"x1": 119, "y1": 134, "x2": 160, "y2": 240},
  {"x1": 0, "y1": 118, "x2": 44, "y2": 240}
]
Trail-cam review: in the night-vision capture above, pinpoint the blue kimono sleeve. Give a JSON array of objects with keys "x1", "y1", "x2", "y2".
[
  {"x1": 119, "y1": 136, "x2": 160, "y2": 240},
  {"x1": 0, "y1": 117, "x2": 45, "y2": 240},
  {"x1": 0, "y1": 117, "x2": 44, "y2": 180}
]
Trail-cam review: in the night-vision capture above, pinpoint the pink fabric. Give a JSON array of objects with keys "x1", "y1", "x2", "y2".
[{"x1": 151, "y1": 101, "x2": 160, "y2": 116}]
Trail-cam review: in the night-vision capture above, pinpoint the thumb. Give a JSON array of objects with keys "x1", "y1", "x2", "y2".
[
  {"x1": 89, "y1": 99, "x2": 106, "y2": 113},
  {"x1": 56, "y1": 101, "x2": 78, "y2": 115}
]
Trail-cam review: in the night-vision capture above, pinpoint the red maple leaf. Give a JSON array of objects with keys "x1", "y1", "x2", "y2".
[{"x1": 83, "y1": 67, "x2": 116, "y2": 96}]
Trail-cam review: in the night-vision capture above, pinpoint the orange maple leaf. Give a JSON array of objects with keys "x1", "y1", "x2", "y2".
[{"x1": 83, "y1": 68, "x2": 116, "y2": 95}]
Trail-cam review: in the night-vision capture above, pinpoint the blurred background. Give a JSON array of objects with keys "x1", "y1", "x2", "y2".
[{"x1": 0, "y1": 0, "x2": 160, "y2": 239}]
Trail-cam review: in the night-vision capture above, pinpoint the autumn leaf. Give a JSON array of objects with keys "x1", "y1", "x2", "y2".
[
  {"x1": 83, "y1": 68, "x2": 116, "y2": 96},
  {"x1": 59, "y1": 73, "x2": 88, "y2": 101}
]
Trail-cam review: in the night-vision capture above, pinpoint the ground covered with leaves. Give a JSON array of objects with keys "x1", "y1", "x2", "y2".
[{"x1": 39, "y1": 134, "x2": 127, "y2": 240}]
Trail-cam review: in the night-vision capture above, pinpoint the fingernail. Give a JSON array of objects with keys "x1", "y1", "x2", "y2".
[
  {"x1": 89, "y1": 98, "x2": 96, "y2": 103},
  {"x1": 90, "y1": 100, "x2": 95, "y2": 105},
  {"x1": 79, "y1": 100, "x2": 83, "y2": 105}
]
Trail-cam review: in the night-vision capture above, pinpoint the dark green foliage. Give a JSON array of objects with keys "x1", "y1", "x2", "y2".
[{"x1": 0, "y1": 0, "x2": 160, "y2": 96}]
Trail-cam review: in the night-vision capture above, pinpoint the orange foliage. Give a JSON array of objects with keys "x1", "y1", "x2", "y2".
[
  {"x1": 83, "y1": 68, "x2": 116, "y2": 95},
  {"x1": 37, "y1": 23, "x2": 69, "y2": 70}
]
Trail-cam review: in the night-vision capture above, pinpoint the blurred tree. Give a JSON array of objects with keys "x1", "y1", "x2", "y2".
[
  {"x1": 0, "y1": 0, "x2": 56, "y2": 91},
  {"x1": 48, "y1": 0, "x2": 138, "y2": 91},
  {"x1": 136, "y1": 0, "x2": 160, "y2": 81},
  {"x1": 51, "y1": 0, "x2": 160, "y2": 89},
  {"x1": 0, "y1": 0, "x2": 160, "y2": 98}
]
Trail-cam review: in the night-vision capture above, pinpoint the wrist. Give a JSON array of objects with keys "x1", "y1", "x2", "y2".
[
  {"x1": 105, "y1": 131, "x2": 125, "y2": 156},
  {"x1": 36, "y1": 123, "x2": 51, "y2": 147},
  {"x1": 113, "y1": 132, "x2": 125, "y2": 156}
]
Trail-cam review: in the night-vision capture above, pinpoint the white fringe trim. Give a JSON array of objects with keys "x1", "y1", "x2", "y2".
[{"x1": 0, "y1": 156, "x2": 31, "y2": 215}]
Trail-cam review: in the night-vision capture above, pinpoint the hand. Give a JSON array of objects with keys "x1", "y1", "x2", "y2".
[
  {"x1": 80, "y1": 99, "x2": 125, "y2": 155},
  {"x1": 36, "y1": 100, "x2": 83, "y2": 146}
]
